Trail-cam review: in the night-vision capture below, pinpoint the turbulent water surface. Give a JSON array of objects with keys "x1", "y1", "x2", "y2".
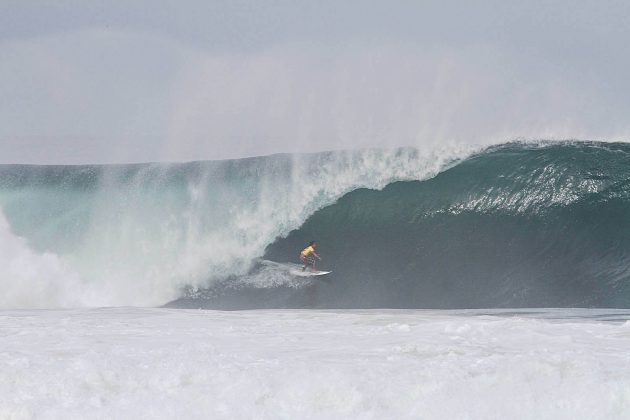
[
  {"x1": 1, "y1": 141, "x2": 630, "y2": 309},
  {"x1": 2, "y1": 307, "x2": 630, "y2": 419}
]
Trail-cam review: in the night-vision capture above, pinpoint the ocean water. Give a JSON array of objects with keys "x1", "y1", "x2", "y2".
[
  {"x1": 2, "y1": 141, "x2": 630, "y2": 310},
  {"x1": 2, "y1": 308, "x2": 630, "y2": 420},
  {"x1": 0, "y1": 145, "x2": 474, "y2": 309},
  {"x1": 182, "y1": 141, "x2": 630, "y2": 310},
  {"x1": 2, "y1": 141, "x2": 630, "y2": 418}
]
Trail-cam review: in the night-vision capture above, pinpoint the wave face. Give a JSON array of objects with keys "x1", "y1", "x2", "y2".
[
  {"x1": 176, "y1": 141, "x2": 630, "y2": 309},
  {"x1": 0, "y1": 147, "x2": 470, "y2": 309}
]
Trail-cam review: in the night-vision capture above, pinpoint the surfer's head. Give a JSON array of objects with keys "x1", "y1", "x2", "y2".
[{"x1": 309, "y1": 241, "x2": 316, "y2": 247}]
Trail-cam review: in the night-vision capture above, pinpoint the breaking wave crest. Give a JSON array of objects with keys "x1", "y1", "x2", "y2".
[
  {"x1": 0, "y1": 146, "x2": 473, "y2": 309},
  {"x1": 178, "y1": 141, "x2": 630, "y2": 309}
]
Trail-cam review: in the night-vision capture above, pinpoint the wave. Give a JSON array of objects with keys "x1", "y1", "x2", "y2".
[
  {"x1": 0, "y1": 145, "x2": 474, "y2": 309},
  {"x1": 173, "y1": 141, "x2": 630, "y2": 309}
]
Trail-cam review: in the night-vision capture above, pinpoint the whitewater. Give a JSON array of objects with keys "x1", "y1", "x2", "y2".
[
  {"x1": 2, "y1": 141, "x2": 630, "y2": 418},
  {"x1": 2, "y1": 308, "x2": 630, "y2": 419}
]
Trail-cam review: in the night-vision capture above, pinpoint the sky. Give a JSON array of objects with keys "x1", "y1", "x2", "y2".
[{"x1": 1, "y1": 0, "x2": 629, "y2": 164}]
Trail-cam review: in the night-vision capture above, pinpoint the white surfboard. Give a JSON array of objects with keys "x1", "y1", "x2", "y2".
[{"x1": 289, "y1": 269, "x2": 331, "y2": 277}]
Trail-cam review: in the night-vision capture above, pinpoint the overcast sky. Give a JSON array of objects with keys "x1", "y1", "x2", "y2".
[{"x1": 1, "y1": 1, "x2": 629, "y2": 164}]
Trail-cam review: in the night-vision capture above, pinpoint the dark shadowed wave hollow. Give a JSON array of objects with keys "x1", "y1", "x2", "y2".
[{"x1": 173, "y1": 142, "x2": 630, "y2": 309}]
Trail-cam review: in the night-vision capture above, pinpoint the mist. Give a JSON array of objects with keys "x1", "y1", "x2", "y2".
[{"x1": 1, "y1": 1, "x2": 629, "y2": 164}]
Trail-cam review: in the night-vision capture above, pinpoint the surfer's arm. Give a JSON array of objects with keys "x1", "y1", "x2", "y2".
[{"x1": 314, "y1": 252, "x2": 321, "y2": 260}]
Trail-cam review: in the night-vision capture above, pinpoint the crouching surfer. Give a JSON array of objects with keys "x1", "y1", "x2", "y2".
[{"x1": 300, "y1": 241, "x2": 321, "y2": 271}]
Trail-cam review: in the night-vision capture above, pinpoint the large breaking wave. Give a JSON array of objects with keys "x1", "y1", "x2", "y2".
[
  {"x1": 3, "y1": 141, "x2": 630, "y2": 310},
  {"x1": 175, "y1": 141, "x2": 630, "y2": 309},
  {"x1": 0, "y1": 146, "x2": 471, "y2": 309}
]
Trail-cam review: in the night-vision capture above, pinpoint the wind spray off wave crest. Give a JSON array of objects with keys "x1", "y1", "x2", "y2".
[{"x1": 0, "y1": 145, "x2": 476, "y2": 309}]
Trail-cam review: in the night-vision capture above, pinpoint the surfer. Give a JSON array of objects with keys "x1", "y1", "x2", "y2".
[{"x1": 300, "y1": 241, "x2": 321, "y2": 271}]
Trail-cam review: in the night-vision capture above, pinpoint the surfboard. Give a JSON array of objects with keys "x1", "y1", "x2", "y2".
[
  {"x1": 258, "y1": 259, "x2": 331, "y2": 277},
  {"x1": 289, "y1": 269, "x2": 331, "y2": 277}
]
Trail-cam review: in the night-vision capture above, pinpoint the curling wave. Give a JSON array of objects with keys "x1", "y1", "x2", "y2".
[
  {"x1": 0, "y1": 146, "x2": 472, "y2": 309},
  {"x1": 175, "y1": 141, "x2": 630, "y2": 309}
]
